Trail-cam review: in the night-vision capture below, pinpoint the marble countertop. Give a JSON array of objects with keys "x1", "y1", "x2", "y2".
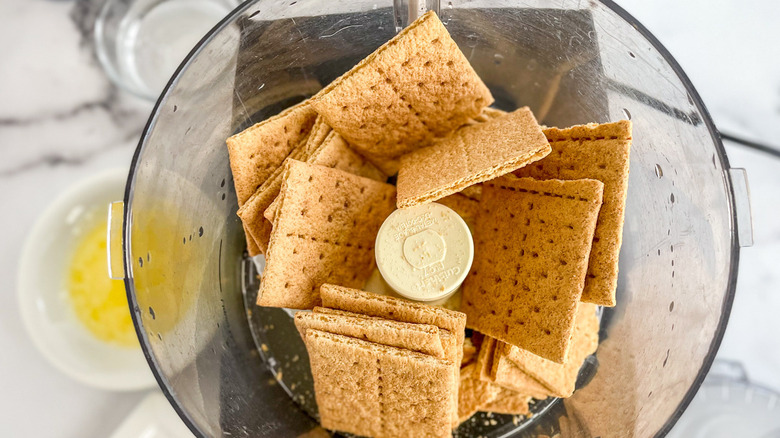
[{"x1": 1, "y1": 0, "x2": 778, "y2": 436}]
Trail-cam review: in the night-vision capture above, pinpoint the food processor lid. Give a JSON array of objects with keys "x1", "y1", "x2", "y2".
[{"x1": 666, "y1": 360, "x2": 780, "y2": 438}]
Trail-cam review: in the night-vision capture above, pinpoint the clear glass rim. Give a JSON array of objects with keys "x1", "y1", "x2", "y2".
[
  {"x1": 93, "y1": 0, "x2": 159, "y2": 100},
  {"x1": 121, "y1": 1, "x2": 741, "y2": 437}
]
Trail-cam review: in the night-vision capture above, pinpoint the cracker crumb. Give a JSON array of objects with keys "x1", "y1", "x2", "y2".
[
  {"x1": 276, "y1": 370, "x2": 283, "y2": 380},
  {"x1": 267, "y1": 378, "x2": 277, "y2": 385},
  {"x1": 260, "y1": 343, "x2": 269, "y2": 352},
  {"x1": 292, "y1": 354, "x2": 300, "y2": 362},
  {"x1": 489, "y1": 419, "x2": 497, "y2": 426}
]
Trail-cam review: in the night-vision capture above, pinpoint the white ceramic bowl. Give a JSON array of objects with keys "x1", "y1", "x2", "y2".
[{"x1": 17, "y1": 168, "x2": 156, "y2": 391}]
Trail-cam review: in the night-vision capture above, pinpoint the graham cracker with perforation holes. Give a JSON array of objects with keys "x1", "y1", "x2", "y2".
[
  {"x1": 238, "y1": 138, "x2": 311, "y2": 254},
  {"x1": 257, "y1": 161, "x2": 395, "y2": 309},
  {"x1": 501, "y1": 303, "x2": 600, "y2": 398},
  {"x1": 396, "y1": 107, "x2": 551, "y2": 208},
  {"x1": 304, "y1": 329, "x2": 454, "y2": 438},
  {"x1": 458, "y1": 363, "x2": 499, "y2": 423},
  {"x1": 319, "y1": 284, "x2": 465, "y2": 428},
  {"x1": 479, "y1": 388, "x2": 532, "y2": 416},
  {"x1": 320, "y1": 284, "x2": 466, "y2": 349},
  {"x1": 461, "y1": 176, "x2": 604, "y2": 363},
  {"x1": 311, "y1": 11, "x2": 493, "y2": 173},
  {"x1": 264, "y1": 130, "x2": 387, "y2": 223},
  {"x1": 514, "y1": 120, "x2": 632, "y2": 307},
  {"x1": 227, "y1": 100, "x2": 317, "y2": 206},
  {"x1": 312, "y1": 306, "x2": 454, "y2": 361},
  {"x1": 294, "y1": 309, "x2": 445, "y2": 358}
]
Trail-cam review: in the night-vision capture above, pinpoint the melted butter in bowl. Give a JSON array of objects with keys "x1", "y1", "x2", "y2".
[{"x1": 67, "y1": 219, "x2": 136, "y2": 348}]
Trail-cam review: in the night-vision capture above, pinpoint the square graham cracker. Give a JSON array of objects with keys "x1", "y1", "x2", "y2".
[
  {"x1": 320, "y1": 283, "x2": 465, "y2": 427},
  {"x1": 396, "y1": 107, "x2": 551, "y2": 208},
  {"x1": 458, "y1": 363, "x2": 499, "y2": 423},
  {"x1": 514, "y1": 120, "x2": 632, "y2": 306},
  {"x1": 265, "y1": 131, "x2": 388, "y2": 223},
  {"x1": 503, "y1": 303, "x2": 599, "y2": 398},
  {"x1": 305, "y1": 329, "x2": 454, "y2": 438},
  {"x1": 320, "y1": 284, "x2": 466, "y2": 347},
  {"x1": 257, "y1": 161, "x2": 396, "y2": 309},
  {"x1": 294, "y1": 310, "x2": 445, "y2": 358},
  {"x1": 311, "y1": 11, "x2": 492, "y2": 170},
  {"x1": 461, "y1": 176, "x2": 604, "y2": 363},
  {"x1": 227, "y1": 100, "x2": 317, "y2": 206},
  {"x1": 312, "y1": 307, "x2": 453, "y2": 361}
]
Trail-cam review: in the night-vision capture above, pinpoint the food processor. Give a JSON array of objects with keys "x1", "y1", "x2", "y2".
[{"x1": 108, "y1": 0, "x2": 754, "y2": 436}]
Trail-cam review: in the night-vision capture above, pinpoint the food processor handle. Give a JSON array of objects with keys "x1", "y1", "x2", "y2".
[
  {"x1": 107, "y1": 201, "x2": 126, "y2": 279},
  {"x1": 393, "y1": 0, "x2": 439, "y2": 30},
  {"x1": 728, "y1": 168, "x2": 753, "y2": 247}
]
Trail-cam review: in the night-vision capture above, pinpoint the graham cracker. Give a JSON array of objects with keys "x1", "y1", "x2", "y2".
[
  {"x1": 238, "y1": 139, "x2": 311, "y2": 254},
  {"x1": 264, "y1": 130, "x2": 387, "y2": 224},
  {"x1": 396, "y1": 107, "x2": 551, "y2": 208},
  {"x1": 313, "y1": 306, "x2": 453, "y2": 364},
  {"x1": 257, "y1": 161, "x2": 396, "y2": 309},
  {"x1": 458, "y1": 363, "x2": 499, "y2": 423},
  {"x1": 437, "y1": 194, "x2": 479, "y2": 226},
  {"x1": 461, "y1": 176, "x2": 604, "y2": 363},
  {"x1": 319, "y1": 283, "x2": 465, "y2": 427},
  {"x1": 312, "y1": 11, "x2": 493, "y2": 171},
  {"x1": 305, "y1": 329, "x2": 454, "y2": 438},
  {"x1": 227, "y1": 100, "x2": 317, "y2": 206},
  {"x1": 320, "y1": 284, "x2": 466, "y2": 347},
  {"x1": 479, "y1": 388, "x2": 531, "y2": 416},
  {"x1": 294, "y1": 310, "x2": 445, "y2": 358},
  {"x1": 503, "y1": 303, "x2": 599, "y2": 398},
  {"x1": 492, "y1": 351, "x2": 551, "y2": 399},
  {"x1": 514, "y1": 120, "x2": 632, "y2": 307}
]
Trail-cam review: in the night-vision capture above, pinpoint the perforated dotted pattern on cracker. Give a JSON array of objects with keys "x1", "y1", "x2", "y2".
[
  {"x1": 319, "y1": 283, "x2": 465, "y2": 427},
  {"x1": 312, "y1": 11, "x2": 493, "y2": 168},
  {"x1": 305, "y1": 329, "x2": 454, "y2": 438},
  {"x1": 226, "y1": 100, "x2": 317, "y2": 205},
  {"x1": 461, "y1": 176, "x2": 604, "y2": 363},
  {"x1": 238, "y1": 139, "x2": 311, "y2": 254},
  {"x1": 396, "y1": 107, "x2": 551, "y2": 208},
  {"x1": 514, "y1": 120, "x2": 631, "y2": 306},
  {"x1": 257, "y1": 161, "x2": 396, "y2": 309}
]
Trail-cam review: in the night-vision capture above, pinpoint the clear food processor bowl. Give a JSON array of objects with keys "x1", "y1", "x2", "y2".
[{"x1": 118, "y1": 0, "x2": 751, "y2": 436}]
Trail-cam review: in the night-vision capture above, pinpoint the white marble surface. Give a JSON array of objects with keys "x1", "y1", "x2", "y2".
[{"x1": 0, "y1": 0, "x2": 778, "y2": 436}]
